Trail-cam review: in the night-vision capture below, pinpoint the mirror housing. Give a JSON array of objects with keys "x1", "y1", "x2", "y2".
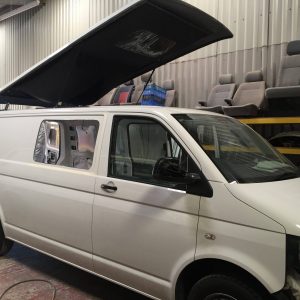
[{"x1": 153, "y1": 157, "x2": 213, "y2": 197}]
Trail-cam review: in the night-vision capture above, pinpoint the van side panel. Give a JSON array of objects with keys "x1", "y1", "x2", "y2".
[
  {"x1": 0, "y1": 115, "x2": 103, "y2": 270},
  {"x1": 196, "y1": 182, "x2": 286, "y2": 294}
]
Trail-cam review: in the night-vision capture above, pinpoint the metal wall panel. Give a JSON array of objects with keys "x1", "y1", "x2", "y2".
[
  {"x1": 157, "y1": 56, "x2": 217, "y2": 108},
  {"x1": 218, "y1": 0, "x2": 269, "y2": 52},
  {"x1": 0, "y1": 23, "x2": 5, "y2": 87},
  {"x1": 0, "y1": 0, "x2": 299, "y2": 110},
  {"x1": 269, "y1": 0, "x2": 300, "y2": 45},
  {"x1": 89, "y1": 0, "x2": 133, "y2": 26},
  {"x1": 266, "y1": 0, "x2": 300, "y2": 88},
  {"x1": 156, "y1": 0, "x2": 300, "y2": 108},
  {"x1": 175, "y1": 0, "x2": 219, "y2": 61}
]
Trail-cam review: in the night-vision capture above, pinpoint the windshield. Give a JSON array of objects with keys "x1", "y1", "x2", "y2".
[{"x1": 173, "y1": 114, "x2": 299, "y2": 183}]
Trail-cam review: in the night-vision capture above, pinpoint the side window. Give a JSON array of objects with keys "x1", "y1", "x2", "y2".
[
  {"x1": 33, "y1": 120, "x2": 99, "y2": 170},
  {"x1": 108, "y1": 116, "x2": 198, "y2": 189}
]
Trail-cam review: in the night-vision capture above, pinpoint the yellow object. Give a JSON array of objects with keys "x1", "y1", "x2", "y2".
[{"x1": 239, "y1": 117, "x2": 300, "y2": 125}]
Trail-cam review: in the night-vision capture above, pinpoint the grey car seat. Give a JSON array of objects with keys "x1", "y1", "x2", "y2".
[
  {"x1": 223, "y1": 71, "x2": 266, "y2": 117},
  {"x1": 196, "y1": 74, "x2": 236, "y2": 113},
  {"x1": 131, "y1": 72, "x2": 153, "y2": 104},
  {"x1": 162, "y1": 80, "x2": 176, "y2": 107},
  {"x1": 112, "y1": 80, "x2": 135, "y2": 104},
  {"x1": 93, "y1": 88, "x2": 116, "y2": 106},
  {"x1": 93, "y1": 80, "x2": 135, "y2": 106},
  {"x1": 265, "y1": 40, "x2": 300, "y2": 111}
]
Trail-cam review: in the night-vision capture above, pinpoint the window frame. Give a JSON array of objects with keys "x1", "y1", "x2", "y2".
[
  {"x1": 108, "y1": 115, "x2": 201, "y2": 190},
  {"x1": 33, "y1": 120, "x2": 62, "y2": 165},
  {"x1": 33, "y1": 119, "x2": 100, "y2": 171}
]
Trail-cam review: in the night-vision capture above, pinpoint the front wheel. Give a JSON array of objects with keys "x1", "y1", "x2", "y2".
[
  {"x1": 188, "y1": 274, "x2": 264, "y2": 300},
  {"x1": 0, "y1": 223, "x2": 13, "y2": 256}
]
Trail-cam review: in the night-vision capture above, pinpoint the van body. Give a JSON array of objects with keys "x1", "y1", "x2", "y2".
[
  {"x1": 0, "y1": 1, "x2": 300, "y2": 299},
  {"x1": 0, "y1": 106, "x2": 299, "y2": 300}
]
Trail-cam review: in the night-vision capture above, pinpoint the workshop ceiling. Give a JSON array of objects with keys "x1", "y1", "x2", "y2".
[
  {"x1": 0, "y1": 1, "x2": 30, "y2": 14},
  {"x1": 0, "y1": 0, "x2": 39, "y2": 20}
]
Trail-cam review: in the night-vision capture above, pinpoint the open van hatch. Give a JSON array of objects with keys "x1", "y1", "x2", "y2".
[{"x1": 0, "y1": 0, "x2": 232, "y2": 107}]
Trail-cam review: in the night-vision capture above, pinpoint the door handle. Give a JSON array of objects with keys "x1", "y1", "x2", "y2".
[{"x1": 101, "y1": 182, "x2": 117, "y2": 192}]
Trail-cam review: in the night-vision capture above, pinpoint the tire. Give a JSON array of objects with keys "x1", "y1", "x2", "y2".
[
  {"x1": 188, "y1": 274, "x2": 264, "y2": 300},
  {"x1": 0, "y1": 223, "x2": 13, "y2": 256}
]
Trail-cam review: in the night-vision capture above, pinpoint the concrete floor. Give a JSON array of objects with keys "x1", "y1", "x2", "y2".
[{"x1": 0, "y1": 243, "x2": 150, "y2": 300}]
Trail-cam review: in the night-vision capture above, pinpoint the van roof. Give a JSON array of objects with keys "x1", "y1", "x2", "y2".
[{"x1": 0, "y1": 0, "x2": 232, "y2": 108}]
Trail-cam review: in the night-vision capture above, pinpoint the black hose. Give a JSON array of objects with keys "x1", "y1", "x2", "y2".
[{"x1": 0, "y1": 279, "x2": 56, "y2": 300}]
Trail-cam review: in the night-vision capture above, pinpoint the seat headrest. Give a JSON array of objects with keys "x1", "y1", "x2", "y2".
[
  {"x1": 287, "y1": 40, "x2": 300, "y2": 56},
  {"x1": 141, "y1": 72, "x2": 153, "y2": 83},
  {"x1": 162, "y1": 80, "x2": 174, "y2": 90},
  {"x1": 123, "y1": 80, "x2": 134, "y2": 86},
  {"x1": 135, "y1": 84, "x2": 144, "y2": 91},
  {"x1": 245, "y1": 70, "x2": 263, "y2": 82},
  {"x1": 219, "y1": 74, "x2": 233, "y2": 84}
]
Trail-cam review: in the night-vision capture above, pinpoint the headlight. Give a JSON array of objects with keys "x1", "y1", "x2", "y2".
[{"x1": 287, "y1": 235, "x2": 300, "y2": 271}]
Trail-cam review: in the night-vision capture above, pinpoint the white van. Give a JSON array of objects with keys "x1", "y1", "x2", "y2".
[{"x1": 0, "y1": 1, "x2": 299, "y2": 300}]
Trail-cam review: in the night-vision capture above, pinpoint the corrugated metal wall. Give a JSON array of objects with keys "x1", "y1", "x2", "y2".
[{"x1": 0, "y1": 0, "x2": 299, "y2": 110}]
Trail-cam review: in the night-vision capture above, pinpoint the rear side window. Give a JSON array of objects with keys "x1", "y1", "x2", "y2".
[{"x1": 33, "y1": 120, "x2": 99, "y2": 170}]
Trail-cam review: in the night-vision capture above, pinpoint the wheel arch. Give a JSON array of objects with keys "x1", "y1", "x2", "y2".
[{"x1": 174, "y1": 258, "x2": 271, "y2": 300}]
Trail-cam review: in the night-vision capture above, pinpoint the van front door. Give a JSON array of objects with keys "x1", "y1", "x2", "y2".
[{"x1": 93, "y1": 115, "x2": 202, "y2": 299}]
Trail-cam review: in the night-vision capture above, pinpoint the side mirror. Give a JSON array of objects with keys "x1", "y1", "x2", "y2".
[{"x1": 153, "y1": 157, "x2": 213, "y2": 197}]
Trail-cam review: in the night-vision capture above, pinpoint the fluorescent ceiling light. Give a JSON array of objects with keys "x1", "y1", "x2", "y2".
[{"x1": 0, "y1": 0, "x2": 40, "y2": 22}]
